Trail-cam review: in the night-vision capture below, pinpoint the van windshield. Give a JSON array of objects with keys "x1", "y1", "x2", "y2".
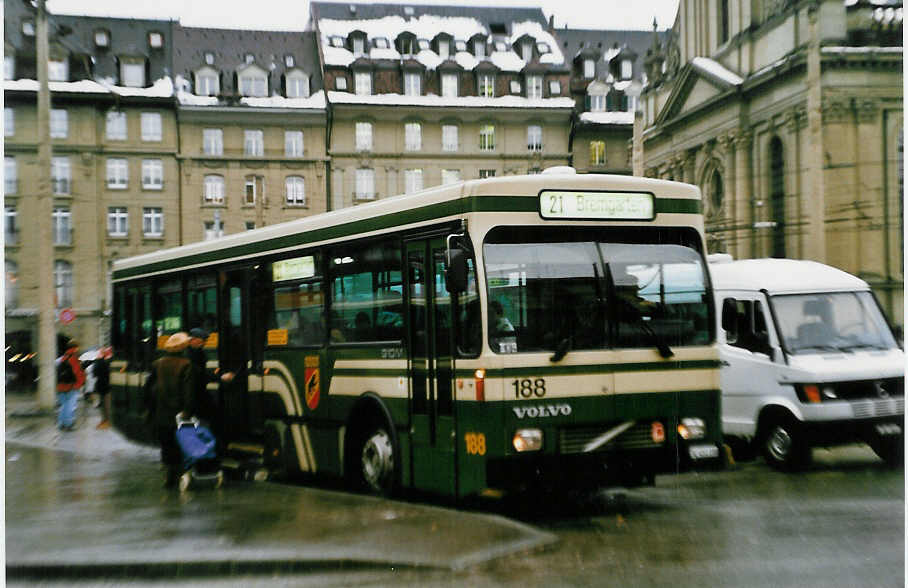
[
  {"x1": 772, "y1": 291, "x2": 897, "y2": 354},
  {"x1": 483, "y1": 226, "x2": 712, "y2": 354}
]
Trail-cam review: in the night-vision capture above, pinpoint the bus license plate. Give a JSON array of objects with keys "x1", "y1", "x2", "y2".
[{"x1": 688, "y1": 444, "x2": 719, "y2": 460}]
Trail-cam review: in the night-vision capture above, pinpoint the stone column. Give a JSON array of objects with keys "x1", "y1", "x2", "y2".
[
  {"x1": 733, "y1": 130, "x2": 754, "y2": 258},
  {"x1": 804, "y1": 1, "x2": 827, "y2": 262},
  {"x1": 632, "y1": 111, "x2": 644, "y2": 176},
  {"x1": 717, "y1": 133, "x2": 736, "y2": 250}
]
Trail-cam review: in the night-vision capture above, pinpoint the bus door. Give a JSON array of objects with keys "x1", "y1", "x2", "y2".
[
  {"x1": 406, "y1": 238, "x2": 457, "y2": 495},
  {"x1": 219, "y1": 268, "x2": 265, "y2": 442}
]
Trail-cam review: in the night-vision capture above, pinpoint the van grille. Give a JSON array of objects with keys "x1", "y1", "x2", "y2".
[
  {"x1": 560, "y1": 421, "x2": 661, "y2": 455},
  {"x1": 850, "y1": 397, "x2": 904, "y2": 419}
]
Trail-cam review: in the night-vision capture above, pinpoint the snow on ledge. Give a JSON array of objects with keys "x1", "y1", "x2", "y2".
[
  {"x1": 690, "y1": 57, "x2": 743, "y2": 86},
  {"x1": 579, "y1": 111, "x2": 634, "y2": 125},
  {"x1": 327, "y1": 91, "x2": 574, "y2": 109}
]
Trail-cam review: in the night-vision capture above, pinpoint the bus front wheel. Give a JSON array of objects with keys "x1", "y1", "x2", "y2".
[{"x1": 352, "y1": 425, "x2": 396, "y2": 496}]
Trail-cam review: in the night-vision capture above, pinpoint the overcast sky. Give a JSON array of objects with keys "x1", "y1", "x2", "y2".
[{"x1": 45, "y1": 0, "x2": 680, "y2": 31}]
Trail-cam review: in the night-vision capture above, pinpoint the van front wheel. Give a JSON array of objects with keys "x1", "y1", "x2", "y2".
[{"x1": 761, "y1": 415, "x2": 810, "y2": 471}]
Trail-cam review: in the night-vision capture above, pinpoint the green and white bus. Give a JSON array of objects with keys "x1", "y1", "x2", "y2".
[{"x1": 111, "y1": 171, "x2": 722, "y2": 498}]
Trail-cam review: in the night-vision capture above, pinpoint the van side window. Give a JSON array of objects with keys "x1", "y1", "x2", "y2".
[{"x1": 726, "y1": 298, "x2": 770, "y2": 354}]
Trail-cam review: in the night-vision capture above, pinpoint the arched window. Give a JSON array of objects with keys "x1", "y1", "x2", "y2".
[
  {"x1": 54, "y1": 260, "x2": 73, "y2": 308},
  {"x1": 709, "y1": 168, "x2": 724, "y2": 216},
  {"x1": 769, "y1": 137, "x2": 786, "y2": 258},
  {"x1": 5, "y1": 260, "x2": 18, "y2": 309}
]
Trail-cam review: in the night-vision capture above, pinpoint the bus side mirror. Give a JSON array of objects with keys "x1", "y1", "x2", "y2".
[
  {"x1": 721, "y1": 298, "x2": 738, "y2": 341},
  {"x1": 446, "y1": 248, "x2": 468, "y2": 294}
]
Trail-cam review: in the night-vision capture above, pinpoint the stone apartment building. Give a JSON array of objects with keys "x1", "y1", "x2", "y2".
[{"x1": 638, "y1": 0, "x2": 903, "y2": 322}]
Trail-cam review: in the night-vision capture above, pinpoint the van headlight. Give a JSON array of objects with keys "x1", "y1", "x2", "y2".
[
  {"x1": 677, "y1": 418, "x2": 706, "y2": 440},
  {"x1": 513, "y1": 428, "x2": 543, "y2": 452}
]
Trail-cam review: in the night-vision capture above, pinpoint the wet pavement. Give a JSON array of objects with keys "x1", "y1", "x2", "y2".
[{"x1": 5, "y1": 392, "x2": 556, "y2": 580}]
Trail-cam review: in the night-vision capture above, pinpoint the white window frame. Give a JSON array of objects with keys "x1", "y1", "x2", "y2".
[
  {"x1": 5, "y1": 157, "x2": 17, "y2": 194},
  {"x1": 196, "y1": 70, "x2": 219, "y2": 96},
  {"x1": 404, "y1": 169, "x2": 423, "y2": 194},
  {"x1": 479, "y1": 169, "x2": 496, "y2": 179},
  {"x1": 54, "y1": 260, "x2": 73, "y2": 308},
  {"x1": 355, "y1": 121, "x2": 373, "y2": 151},
  {"x1": 203, "y1": 128, "x2": 223, "y2": 156},
  {"x1": 404, "y1": 72, "x2": 421, "y2": 96},
  {"x1": 285, "y1": 176, "x2": 306, "y2": 206},
  {"x1": 479, "y1": 124, "x2": 495, "y2": 152},
  {"x1": 142, "y1": 159, "x2": 163, "y2": 190},
  {"x1": 404, "y1": 122, "x2": 422, "y2": 151},
  {"x1": 509, "y1": 80, "x2": 522, "y2": 94},
  {"x1": 106, "y1": 111, "x2": 127, "y2": 140},
  {"x1": 5, "y1": 207, "x2": 17, "y2": 246},
  {"x1": 286, "y1": 72, "x2": 309, "y2": 98},
  {"x1": 120, "y1": 61, "x2": 145, "y2": 87},
  {"x1": 527, "y1": 75, "x2": 543, "y2": 99},
  {"x1": 48, "y1": 59, "x2": 68, "y2": 82},
  {"x1": 141, "y1": 112, "x2": 162, "y2": 141},
  {"x1": 441, "y1": 73, "x2": 458, "y2": 98},
  {"x1": 527, "y1": 125, "x2": 542, "y2": 151},
  {"x1": 590, "y1": 94, "x2": 606, "y2": 112},
  {"x1": 107, "y1": 207, "x2": 129, "y2": 237},
  {"x1": 335, "y1": 76, "x2": 348, "y2": 91},
  {"x1": 442, "y1": 125, "x2": 458, "y2": 152},
  {"x1": 148, "y1": 32, "x2": 163, "y2": 49},
  {"x1": 106, "y1": 158, "x2": 129, "y2": 189},
  {"x1": 352, "y1": 37, "x2": 365, "y2": 57},
  {"x1": 244, "y1": 178, "x2": 257, "y2": 205},
  {"x1": 522, "y1": 40, "x2": 533, "y2": 63},
  {"x1": 438, "y1": 40, "x2": 449, "y2": 60},
  {"x1": 50, "y1": 109, "x2": 67, "y2": 138},
  {"x1": 621, "y1": 59, "x2": 633, "y2": 80},
  {"x1": 5, "y1": 107, "x2": 13, "y2": 137},
  {"x1": 52, "y1": 208, "x2": 71, "y2": 245},
  {"x1": 142, "y1": 207, "x2": 164, "y2": 237},
  {"x1": 590, "y1": 140, "x2": 606, "y2": 166},
  {"x1": 478, "y1": 74, "x2": 495, "y2": 98},
  {"x1": 204, "y1": 221, "x2": 223, "y2": 241},
  {"x1": 203, "y1": 175, "x2": 225, "y2": 204},
  {"x1": 355, "y1": 168, "x2": 375, "y2": 200},
  {"x1": 239, "y1": 72, "x2": 267, "y2": 97},
  {"x1": 285, "y1": 130, "x2": 304, "y2": 157},
  {"x1": 441, "y1": 169, "x2": 461, "y2": 185},
  {"x1": 354, "y1": 71, "x2": 371, "y2": 96},
  {"x1": 51, "y1": 156, "x2": 71, "y2": 195},
  {"x1": 474, "y1": 40, "x2": 485, "y2": 59},
  {"x1": 244, "y1": 129, "x2": 264, "y2": 157},
  {"x1": 583, "y1": 59, "x2": 595, "y2": 79},
  {"x1": 549, "y1": 80, "x2": 561, "y2": 95}
]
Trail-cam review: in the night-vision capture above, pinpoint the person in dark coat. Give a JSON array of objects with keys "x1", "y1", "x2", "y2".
[
  {"x1": 187, "y1": 328, "x2": 220, "y2": 426},
  {"x1": 94, "y1": 347, "x2": 112, "y2": 429},
  {"x1": 150, "y1": 332, "x2": 196, "y2": 487}
]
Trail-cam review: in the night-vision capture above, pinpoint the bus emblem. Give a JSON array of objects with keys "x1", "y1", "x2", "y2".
[
  {"x1": 512, "y1": 404, "x2": 572, "y2": 419},
  {"x1": 305, "y1": 356, "x2": 320, "y2": 411}
]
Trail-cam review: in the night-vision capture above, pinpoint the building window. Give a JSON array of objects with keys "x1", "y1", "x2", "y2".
[
  {"x1": 286, "y1": 72, "x2": 309, "y2": 98},
  {"x1": 590, "y1": 94, "x2": 606, "y2": 112},
  {"x1": 245, "y1": 221, "x2": 256, "y2": 231},
  {"x1": 106, "y1": 111, "x2": 127, "y2": 140},
  {"x1": 404, "y1": 122, "x2": 421, "y2": 151},
  {"x1": 107, "y1": 207, "x2": 129, "y2": 237},
  {"x1": 48, "y1": 59, "x2": 68, "y2": 82},
  {"x1": 245, "y1": 53, "x2": 255, "y2": 65},
  {"x1": 244, "y1": 177, "x2": 257, "y2": 205},
  {"x1": 94, "y1": 29, "x2": 109, "y2": 47},
  {"x1": 148, "y1": 32, "x2": 163, "y2": 49},
  {"x1": 204, "y1": 175, "x2": 225, "y2": 204},
  {"x1": 285, "y1": 176, "x2": 306, "y2": 205},
  {"x1": 50, "y1": 109, "x2": 67, "y2": 138},
  {"x1": 583, "y1": 59, "x2": 595, "y2": 79},
  {"x1": 21, "y1": 21, "x2": 35, "y2": 36},
  {"x1": 527, "y1": 75, "x2": 543, "y2": 99},
  {"x1": 5, "y1": 55, "x2": 14, "y2": 80},
  {"x1": 285, "y1": 130, "x2": 304, "y2": 157},
  {"x1": 404, "y1": 72, "x2": 421, "y2": 96},
  {"x1": 239, "y1": 71, "x2": 267, "y2": 97},
  {"x1": 527, "y1": 125, "x2": 542, "y2": 151},
  {"x1": 478, "y1": 74, "x2": 494, "y2": 98},
  {"x1": 196, "y1": 70, "x2": 219, "y2": 96},
  {"x1": 719, "y1": 0, "x2": 730, "y2": 45},
  {"x1": 404, "y1": 169, "x2": 423, "y2": 194},
  {"x1": 441, "y1": 169, "x2": 461, "y2": 185},
  {"x1": 204, "y1": 52, "x2": 215, "y2": 65},
  {"x1": 142, "y1": 159, "x2": 163, "y2": 189},
  {"x1": 522, "y1": 40, "x2": 533, "y2": 63},
  {"x1": 352, "y1": 37, "x2": 365, "y2": 57},
  {"x1": 120, "y1": 61, "x2": 145, "y2": 87},
  {"x1": 4, "y1": 108, "x2": 13, "y2": 137},
  {"x1": 5, "y1": 157, "x2": 17, "y2": 194},
  {"x1": 244, "y1": 130, "x2": 264, "y2": 156},
  {"x1": 204, "y1": 221, "x2": 223, "y2": 240},
  {"x1": 355, "y1": 168, "x2": 375, "y2": 199},
  {"x1": 620, "y1": 59, "x2": 633, "y2": 80},
  {"x1": 5, "y1": 206, "x2": 18, "y2": 245},
  {"x1": 442, "y1": 124, "x2": 458, "y2": 152},
  {"x1": 143, "y1": 207, "x2": 164, "y2": 237},
  {"x1": 438, "y1": 40, "x2": 450, "y2": 59},
  {"x1": 590, "y1": 140, "x2": 606, "y2": 166},
  {"x1": 528, "y1": 167, "x2": 542, "y2": 174},
  {"x1": 141, "y1": 112, "x2": 162, "y2": 141},
  {"x1": 5, "y1": 261, "x2": 17, "y2": 308},
  {"x1": 203, "y1": 128, "x2": 223, "y2": 156},
  {"x1": 355, "y1": 71, "x2": 371, "y2": 95},
  {"x1": 106, "y1": 158, "x2": 129, "y2": 189},
  {"x1": 52, "y1": 208, "x2": 72, "y2": 245},
  {"x1": 441, "y1": 73, "x2": 458, "y2": 98},
  {"x1": 474, "y1": 40, "x2": 485, "y2": 58},
  {"x1": 509, "y1": 80, "x2": 522, "y2": 94},
  {"x1": 335, "y1": 76, "x2": 348, "y2": 91},
  {"x1": 549, "y1": 80, "x2": 561, "y2": 95},
  {"x1": 355, "y1": 122, "x2": 373, "y2": 151},
  {"x1": 479, "y1": 124, "x2": 495, "y2": 151},
  {"x1": 51, "y1": 157, "x2": 70, "y2": 195},
  {"x1": 455, "y1": 40, "x2": 466, "y2": 52},
  {"x1": 479, "y1": 169, "x2": 496, "y2": 179},
  {"x1": 284, "y1": 55, "x2": 295, "y2": 67},
  {"x1": 54, "y1": 260, "x2": 73, "y2": 308}
]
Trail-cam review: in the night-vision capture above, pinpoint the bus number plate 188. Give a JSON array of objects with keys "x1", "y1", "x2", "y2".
[
  {"x1": 465, "y1": 432, "x2": 486, "y2": 456},
  {"x1": 512, "y1": 378, "x2": 546, "y2": 398}
]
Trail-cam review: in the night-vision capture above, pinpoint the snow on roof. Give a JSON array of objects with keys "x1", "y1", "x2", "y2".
[
  {"x1": 821, "y1": 46, "x2": 904, "y2": 54},
  {"x1": 327, "y1": 91, "x2": 574, "y2": 109},
  {"x1": 5, "y1": 77, "x2": 174, "y2": 98},
  {"x1": 489, "y1": 49, "x2": 527, "y2": 72},
  {"x1": 690, "y1": 57, "x2": 743, "y2": 86},
  {"x1": 241, "y1": 91, "x2": 327, "y2": 109},
  {"x1": 708, "y1": 258, "x2": 869, "y2": 294},
  {"x1": 104, "y1": 76, "x2": 174, "y2": 98},
  {"x1": 455, "y1": 51, "x2": 480, "y2": 70},
  {"x1": 319, "y1": 15, "x2": 487, "y2": 45},
  {"x1": 509, "y1": 21, "x2": 565, "y2": 65},
  {"x1": 579, "y1": 111, "x2": 634, "y2": 125}
]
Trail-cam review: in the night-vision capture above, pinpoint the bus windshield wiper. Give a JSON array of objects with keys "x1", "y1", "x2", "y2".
[
  {"x1": 638, "y1": 318, "x2": 674, "y2": 359},
  {"x1": 836, "y1": 342, "x2": 889, "y2": 352},
  {"x1": 550, "y1": 336, "x2": 572, "y2": 363}
]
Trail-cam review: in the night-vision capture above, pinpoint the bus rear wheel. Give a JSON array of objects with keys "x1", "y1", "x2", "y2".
[{"x1": 352, "y1": 425, "x2": 396, "y2": 496}]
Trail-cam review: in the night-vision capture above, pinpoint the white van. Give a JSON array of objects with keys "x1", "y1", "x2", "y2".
[{"x1": 708, "y1": 255, "x2": 904, "y2": 470}]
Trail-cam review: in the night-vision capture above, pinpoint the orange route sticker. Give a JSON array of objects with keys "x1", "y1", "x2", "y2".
[{"x1": 304, "y1": 355, "x2": 320, "y2": 411}]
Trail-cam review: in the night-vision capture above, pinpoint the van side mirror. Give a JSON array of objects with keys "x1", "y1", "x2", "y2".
[
  {"x1": 721, "y1": 298, "x2": 738, "y2": 340},
  {"x1": 446, "y1": 248, "x2": 468, "y2": 294}
]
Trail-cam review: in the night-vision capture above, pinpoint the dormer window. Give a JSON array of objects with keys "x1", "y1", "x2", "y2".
[
  {"x1": 536, "y1": 42, "x2": 550, "y2": 54},
  {"x1": 404, "y1": 71, "x2": 421, "y2": 96},
  {"x1": 48, "y1": 59, "x2": 68, "y2": 82},
  {"x1": 404, "y1": 6, "x2": 415, "y2": 15},
  {"x1": 493, "y1": 41, "x2": 507, "y2": 52},
  {"x1": 620, "y1": 59, "x2": 633, "y2": 80},
  {"x1": 352, "y1": 37, "x2": 365, "y2": 57},
  {"x1": 526, "y1": 75, "x2": 543, "y2": 99},
  {"x1": 21, "y1": 21, "x2": 34, "y2": 37},
  {"x1": 195, "y1": 66, "x2": 220, "y2": 96},
  {"x1": 455, "y1": 40, "x2": 466, "y2": 52},
  {"x1": 284, "y1": 55, "x2": 295, "y2": 67},
  {"x1": 521, "y1": 40, "x2": 533, "y2": 63},
  {"x1": 94, "y1": 29, "x2": 110, "y2": 48},
  {"x1": 286, "y1": 70, "x2": 309, "y2": 98},
  {"x1": 549, "y1": 80, "x2": 561, "y2": 95},
  {"x1": 438, "y1": 40, "x2": 449, "y2": 60},
  {"x1": 120, "y1": 58, "x2": 145, "y2": 87},
  {"x1": 244, "y1": 53, "x2": 255, "y2": 65},
  {"x1": 509, "y1": 80, "x2": 521, "y2": 94},
  {"x1": 583, "y1": 59, "x2": 595, "y2": 78},
  {"x1": 238, "y1": 65, "x2": 268, "y2": 97},
  {"x1": 204, "y1": 52, "x2": 215, "y2": 65},
  {"x1": 396, "y1": 34, "x2": 416, "y2": 57},
  {"x1": 417, "y1": 39, "x2": 429, "y2": 51},
  {"x1": 474, "y1": 40, "x2": 485, "y2": 58},
  {"x1": 478, "y1": 73, "x2": 495, "y2": 98},
  {"x1": 335, "y1": 76, "x2": 348, "y2": 90},
  {"x1": 148, "y1": 32, "x2": 163, "y2": 49},
  {"x1": 354, "y1": 71, "x2": 371, "y2": 95},
  {"x1": 330, "y1": 36, "x2": 344, "y2": 48}
]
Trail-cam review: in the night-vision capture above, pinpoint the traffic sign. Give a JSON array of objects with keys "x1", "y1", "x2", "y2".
[{"x1": 59, "y1": 308, "x2": 76, "y2": 325}]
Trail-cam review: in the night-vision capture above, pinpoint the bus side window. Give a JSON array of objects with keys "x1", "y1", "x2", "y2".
[
  {"x1": 330, "y1": 240, "x2": 403, "y2": 343},
  {"x1": 456, "y1": 257, "x2": 481, "y2": 357}
]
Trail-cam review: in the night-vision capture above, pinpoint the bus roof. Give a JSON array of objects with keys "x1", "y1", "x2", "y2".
[
  {"x1": 113, "y1": 173, "x2": 702, "y2": 282},
  {"x1": 708, "y1": 258, "x2": 869, "y2": 294}
]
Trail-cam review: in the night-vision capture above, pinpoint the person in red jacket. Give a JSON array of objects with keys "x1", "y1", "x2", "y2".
[{"x1": 57, "y1": 339, "x2": 86, "y2": 431}]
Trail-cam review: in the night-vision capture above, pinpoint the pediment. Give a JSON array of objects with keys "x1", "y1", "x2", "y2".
[{"x1": 655, "y1": 61, "x2": 740, "y2": 125}]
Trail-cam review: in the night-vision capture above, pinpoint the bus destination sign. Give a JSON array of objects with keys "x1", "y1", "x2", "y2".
[
  {"x1": 273, "y1": 255, "x2": 316, "y2": 282},
  {"x1": 539, "y1": 190, "x2": 654, "y2": 220}
]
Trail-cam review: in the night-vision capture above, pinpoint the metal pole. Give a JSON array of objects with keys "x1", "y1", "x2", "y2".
[{"x1": 35, "y1": 0, "x2": 56, "y2": 409}]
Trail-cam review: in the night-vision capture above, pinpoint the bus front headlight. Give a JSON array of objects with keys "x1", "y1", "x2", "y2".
[
  {"x1": 677, "y1": 418, "x2": 706, "y2": 440},
  {"x1": 513, "y1": 429, "x2": 543, "y2": 452}
]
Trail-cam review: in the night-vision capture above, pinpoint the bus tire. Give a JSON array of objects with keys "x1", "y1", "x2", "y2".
[
  {"x1": 760, "y1": 412, "x2": 810, "y2": 472},
  {"x1": 350, "y1": 423, "x2": 396, "y2": 496}
]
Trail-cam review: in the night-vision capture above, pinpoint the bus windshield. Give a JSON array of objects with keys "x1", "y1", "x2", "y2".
[
  {"x1": 771, "y1": 291, "x2": 898, "y2": 354},
  {"x1": 483, "y1": 226, "x2": 711, "y2": 354}
]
